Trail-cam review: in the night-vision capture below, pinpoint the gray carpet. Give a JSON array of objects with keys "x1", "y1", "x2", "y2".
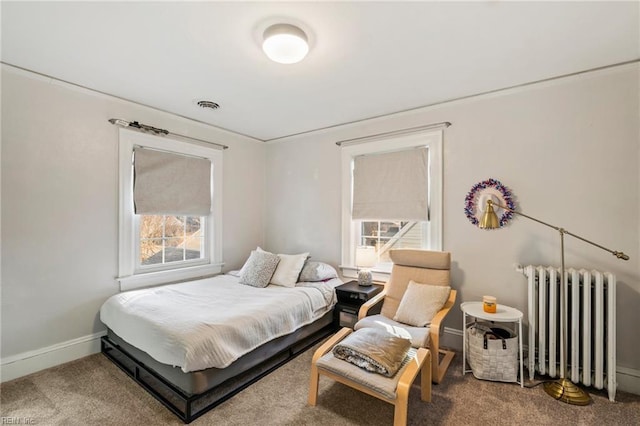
[{"x1": 1, "y1": 345, "x2": 639, "y2": 425}]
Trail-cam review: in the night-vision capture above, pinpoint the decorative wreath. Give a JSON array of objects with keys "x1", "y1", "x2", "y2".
[{"x1": 464, "y1": 178, "x2": 515, "y2": 228}]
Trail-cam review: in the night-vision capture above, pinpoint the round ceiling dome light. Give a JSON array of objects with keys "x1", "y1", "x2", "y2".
[{"x1": 262, "y1": 23, "x2": 309, "y2": 64}]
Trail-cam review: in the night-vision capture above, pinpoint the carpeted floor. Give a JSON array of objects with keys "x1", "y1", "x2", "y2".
[{"x1": 1, "y1": 345, "x2": 639, "y2": 425}]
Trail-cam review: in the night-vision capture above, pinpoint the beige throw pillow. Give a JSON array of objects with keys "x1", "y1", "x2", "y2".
[
  {"x1": 256, "y1": 247, "x2": 309, "y2": 287},
  {"x1": 270, "y1": 252, "x2": 309, "y2": 287},
  {"x1": 393, "y1": 280, "x2": 451, "y2": 327}
]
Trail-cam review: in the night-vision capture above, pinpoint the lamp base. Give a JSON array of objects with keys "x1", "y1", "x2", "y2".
[
  {"x1": 357, "y1": 270, "x2": 373, "y2": 286},
  {"x1": 543, "y1": 378, "x2": 591, "y2": 406}
]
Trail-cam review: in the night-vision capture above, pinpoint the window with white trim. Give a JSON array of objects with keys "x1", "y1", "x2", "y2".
[
  {"x1": 117, "y1": 128, "x2": 223, "y2": 290},
  {"x1": 340, "y1": 129, "x2": 443, "y2": 278}
]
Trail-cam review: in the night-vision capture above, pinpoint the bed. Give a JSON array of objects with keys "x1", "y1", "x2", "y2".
[{"x1": 100, "y1": 266, "x2": 340, "y2": 423}]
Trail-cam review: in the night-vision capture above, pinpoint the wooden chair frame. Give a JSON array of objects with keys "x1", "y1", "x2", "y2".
[
  {"x1": 309, "y1": 328, "x2": 431, "y2": 426},
  {"x1": 358, "y1": 288, "x2": 457, "y2": 384}
]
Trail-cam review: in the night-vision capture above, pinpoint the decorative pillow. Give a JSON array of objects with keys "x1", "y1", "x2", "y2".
[
  {"x1": 238, "y1": 250, "x2": 280, "y2": 288},
  {"x1": 393, "y1": 280, "x2": 451, "y2": 327},
  {"x1": 299, "y1": 261, "x2": 338, "y2": 282},
  {"x1": 238, "y1": 247, "x2": 263, "y2": 276},
  {"x1": 270, "y1": 252, "x2": 309, "y2": 287},
  {"x1": 255, "y1": 247, "x2": 309, "y2": 287}
]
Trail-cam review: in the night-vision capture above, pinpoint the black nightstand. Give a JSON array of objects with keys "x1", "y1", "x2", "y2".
[{"x1": 334, "y1": 280, "x2": 384, "y2": 328}]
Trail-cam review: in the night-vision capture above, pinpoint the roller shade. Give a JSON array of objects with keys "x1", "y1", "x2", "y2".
[
  {"x1": 352, "y1": 147, "x2": 428, "y2": 221},
  {"x1": 133, "y1": 148, "x2": 211, "y2": 216}
]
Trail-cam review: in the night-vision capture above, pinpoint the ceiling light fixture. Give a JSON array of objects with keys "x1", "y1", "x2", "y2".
[{"x1": 262, "y1": 23, "x2": 309, "y2": 64}]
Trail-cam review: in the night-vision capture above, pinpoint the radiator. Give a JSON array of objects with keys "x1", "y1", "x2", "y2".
[{"x1": 522, "y1": 265, "x2": 616, "y2": 401}]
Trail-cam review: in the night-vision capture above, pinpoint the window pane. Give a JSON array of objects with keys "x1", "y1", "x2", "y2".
[
  {"x1": 163, "y1": 216, "x2": 186, "y2": 238},
  {"x1": 139, "y1": 215, "x2": 203, "y2": 266},
  {"x1": 358, "y1": 220, "x2": 427, "y2": 264},
  {"x1": 141, "y1": 238, "x2": 164, "y2": 265}
]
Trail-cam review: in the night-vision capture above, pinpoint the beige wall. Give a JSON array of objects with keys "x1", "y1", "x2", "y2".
[
  {"x1": 2, "y1": 62, "x2": 638, "y2": 391},
  {"x1": 0, "y1": 66, "x2": 266, "y2": 358},
  {"x1": 265, "y1": 65, "x2": 640, "y2": 376}
]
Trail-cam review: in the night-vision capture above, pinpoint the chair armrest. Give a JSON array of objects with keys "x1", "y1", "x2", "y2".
[
  {"x1": 357, "y1": 289, "x2": 387, "y2": 320},
  {"x1": 430, "y1": 289, "x2": 457, "y2": 336}
]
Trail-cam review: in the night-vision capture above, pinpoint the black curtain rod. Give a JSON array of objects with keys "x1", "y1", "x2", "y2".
[{"x1": 108, "y1": 118, "x2": 229, "y2": 150}]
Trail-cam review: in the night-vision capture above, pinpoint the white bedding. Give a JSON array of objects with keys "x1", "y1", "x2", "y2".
[{"x1": 100, "y1": 274, "x2": 339, "y2": 372}]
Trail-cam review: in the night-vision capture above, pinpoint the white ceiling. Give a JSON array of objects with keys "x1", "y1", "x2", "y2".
[{"x1": 2, "y1": 1, "x2": 638, "y2": 141}]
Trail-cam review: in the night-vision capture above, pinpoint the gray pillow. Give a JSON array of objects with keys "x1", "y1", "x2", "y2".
[
  {"x1": 239, "y1": 250, "x2": 280, "y2": 288},
  {"x1": 299, "y1": 261, "x2": 338, "y2": 282}
]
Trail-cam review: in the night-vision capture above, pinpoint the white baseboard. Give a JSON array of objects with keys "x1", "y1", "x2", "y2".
[
  {"x1": 442, "y1": 326, "x2": 464, "y2": 351},
  {"x1": 444, "y1": 327, "x2": 640, "y2": 396},
  {"x1": 617, "y1": 366, "x2": 640, "y2": 396},
  {"x1": 0, "y1": 331, "x2": 107, "y2": 383}
]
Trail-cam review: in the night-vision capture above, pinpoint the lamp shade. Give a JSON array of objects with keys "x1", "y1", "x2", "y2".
[
  {"x1": 479, "y1": 200, "x2": 500, "y2": 229},
  {"x1": 356, "y1": 246, "x2": 377, "y2": 268},
  {"x1": 262, "y1": 24, "x2": 309, "y2": 64}
]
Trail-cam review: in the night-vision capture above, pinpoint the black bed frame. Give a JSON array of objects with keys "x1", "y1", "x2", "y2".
[{"x1": 101, "y1": 314, "x2": 336, "y2": 423}]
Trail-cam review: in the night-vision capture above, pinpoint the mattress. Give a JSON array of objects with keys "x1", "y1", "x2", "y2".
[
  {"x1": 100, "y1": 274, "x2": 339, "y2": 372},
  {"x1": 104, "y1": 309, "x2": 334, "y2": 395}
]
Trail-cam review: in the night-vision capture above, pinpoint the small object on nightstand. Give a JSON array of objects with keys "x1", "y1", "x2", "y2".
[
  {"x1": 357, "y1": 269, "x2": 373, "y2": 286},
  {"x1": 334, "y1": 280, "x2": 383, "y2": 328},
  {"x1": 356, "y1": 246, "x2": 376, "y2": 286}
]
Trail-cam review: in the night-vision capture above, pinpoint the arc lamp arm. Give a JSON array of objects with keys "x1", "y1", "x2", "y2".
[{"x1": 486, "y1": 200, "x2": 629, "y2": 261}]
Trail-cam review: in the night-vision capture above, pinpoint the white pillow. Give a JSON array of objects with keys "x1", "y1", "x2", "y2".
[
  {"x1": 393, "y1": 280, "x2": 451, "y2": 327},
  {"x1": 272, "y1": 252, "x2": 309, "y2": 287},
  {"x1": 257, "y1": 247, "x2": 309, "y2": 287}
]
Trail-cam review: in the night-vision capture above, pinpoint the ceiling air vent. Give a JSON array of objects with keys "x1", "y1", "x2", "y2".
[{"x1": 196, "y1": 100, "x2": 220, "y2": 110}]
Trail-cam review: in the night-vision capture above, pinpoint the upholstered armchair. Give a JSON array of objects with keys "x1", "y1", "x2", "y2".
[{"x1": 355, "y1": 249, "x2": 456, "y2": 384}]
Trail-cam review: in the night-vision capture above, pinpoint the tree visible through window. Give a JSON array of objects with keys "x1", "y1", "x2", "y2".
[{"x1": 139, "y1": 215, "x2": 204, "y2": 266}]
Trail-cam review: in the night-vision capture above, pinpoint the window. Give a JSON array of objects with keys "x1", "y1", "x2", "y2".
[
  {"x1": 358, "y1": 220, "x2": 428, "y2": 265},
  {"x1": 341, "y1": 129, "x2": 443, "y2": 278},
  {"x1": 138, "y1": 215, "x2": 204, "y2": 268},
  {"x1": 117, "y1": 128, "x2": 223, "y2": 290}
]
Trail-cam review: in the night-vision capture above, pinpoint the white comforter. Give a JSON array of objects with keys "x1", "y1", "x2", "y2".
[{"x1": 100, "y1": 274, "x2": 339, "y2": 372}]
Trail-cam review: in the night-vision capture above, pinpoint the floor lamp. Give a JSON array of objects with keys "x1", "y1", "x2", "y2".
[{"x1": 480, "y1": 199, "x2": 629, "y2": 405}]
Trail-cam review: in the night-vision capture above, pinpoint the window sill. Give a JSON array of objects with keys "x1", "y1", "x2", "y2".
[
  {"x1": 339, "y1": 265, "x2": 390, "y2": 284},
  {"x1": 118, "y1": 263, "x2": 223, "y2": 291}
]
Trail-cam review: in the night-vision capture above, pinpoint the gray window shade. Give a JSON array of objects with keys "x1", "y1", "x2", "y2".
[
  {"x1": 352, "y1": 147, "x2": 428, "y2": 221},
  {"x1": 133, "y1": 148, "x2": 211, "y2": 216}
]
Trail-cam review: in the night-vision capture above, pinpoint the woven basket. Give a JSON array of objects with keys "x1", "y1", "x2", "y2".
[{"x1": 466, "y1": 322, "x2": 518, "y2": 382}]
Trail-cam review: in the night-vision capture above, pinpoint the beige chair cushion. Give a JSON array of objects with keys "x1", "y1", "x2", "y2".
[
  {"x1": 380, "y1": 250, "x2": 451, "y2": 320},
  {"x1": 393, "y1": 280, "x2": 451, "y2": 327},
  {"x1": 316, "y1": 347, "x2": 418, "y2": 400},
  {"x1": 355, "y1": 314, "x2": 431, "y2": 348},
  {"x1": 388, "y1": 249, "x2": 451, "y2": 270}
]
